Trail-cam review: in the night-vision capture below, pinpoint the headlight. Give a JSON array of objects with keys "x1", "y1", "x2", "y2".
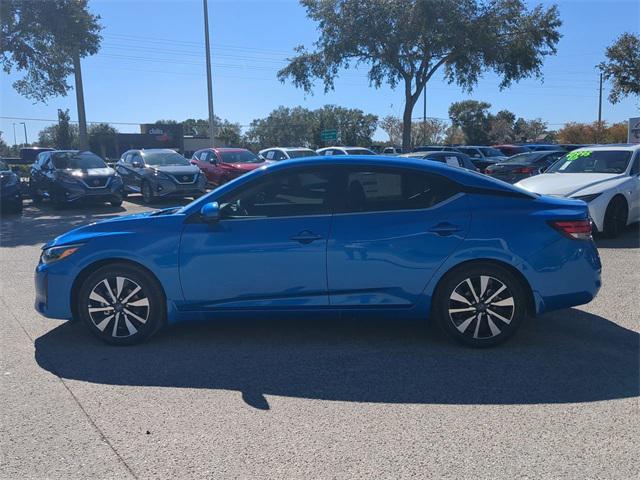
[
  {"x1": 41, "y1": 244, "x2": 83, "y2": 264},
  {"x1": 572, "y1": 193, "x2": 602, "y2": 203},
  {"x1": 3, "y1": 175, "x2": 18, "y2": 187}
]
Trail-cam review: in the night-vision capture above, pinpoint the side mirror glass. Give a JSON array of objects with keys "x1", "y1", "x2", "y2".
[{"x1": 200, "y1": 202, "x2": 220, "y2": 223}]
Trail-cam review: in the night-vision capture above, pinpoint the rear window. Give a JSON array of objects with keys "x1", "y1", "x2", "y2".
[
  {"x1": 52, "y1": 152, "x2": 106, "y2": 170},
  {"x1": 344, "y1": 148, "x2": 376, "y2": 156}
]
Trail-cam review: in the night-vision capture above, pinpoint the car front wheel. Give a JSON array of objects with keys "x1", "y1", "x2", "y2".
[
  {"x1": 434, "y1": 263, "x2": 527, "y2": 347},
  {"x1": 77, "y1": 263, "x2": 165, "y2": 345},
  {"x1": 602, "y1": 196, "x2": 627, "y2": 238},
  {"x1": 141, "y1": 181, "x2": 154, "y2": 204}
]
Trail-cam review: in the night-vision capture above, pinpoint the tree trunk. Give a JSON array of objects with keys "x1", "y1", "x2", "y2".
[
  {"x1": 402, "y1": 100, "x2": 414, "y2": 151},
  {"x1": 72, "y1": 51, "x2": 89, "y2": 151}
]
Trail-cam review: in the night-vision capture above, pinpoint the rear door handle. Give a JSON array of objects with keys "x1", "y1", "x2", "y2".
[
  {"x1": 290, "y1": 230, "x2": 324, "y2": 244},
  {"x1": 428, "y1": 223, "x2": 462, "y2": 236}
]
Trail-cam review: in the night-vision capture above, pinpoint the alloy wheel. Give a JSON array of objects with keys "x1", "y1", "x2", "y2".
[
  {"x1": 87, "y1": 276, "x2": 150, "y2": 338},
  {"x1": 448, "y1": 275, "x2": 515, "y2": 340}
]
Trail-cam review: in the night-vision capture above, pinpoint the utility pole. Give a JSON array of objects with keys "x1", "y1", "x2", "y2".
[
  {"x1": 422, "y1": 86, "x2": 426, "y2": 147},
  {"x1": 203, "y1": 0, "x2": 216, "y2": 148},
  {"x1": 73, "y1": 51, "x2": 89, "y2": 151},
  {"x1": 12, "y1": 123, "x2": 17, "y2": 146},
  {"x1": 20, "y1": 122, "x2": 27, "y2": 144},
  {"x1": 597, "y1": 72, "x2": 603, "y2": 143}
]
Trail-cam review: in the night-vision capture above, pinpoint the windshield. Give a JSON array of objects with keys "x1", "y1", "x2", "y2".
[
  {"x1": 143, "y1": 151, "x2": 190, "y2": 166},
  {"x1": 413, "y1": 146, "x2": 443, "y2": 152},
  {"x1": 500, "y1": 153, "x2": 544, "y2": 165},
  {"x1": 287, "y1": 149, "x2": 316, "y2": 159},
  {"x1": 52, "y1": 152, "x2": 106, "y2": 170},
  {"x1": 220, "y1": 150, "x2": 262, "y2": 164},
  {"x1": 480, "y1": 147, "x2": 503, "y2": 157},
  {"x1": 546, "y1": 150, "x2": 632, "y2": 174},
  {"x1": 0, "y1": 160, "x2": 8, "y2": 171},
  {"x1": 345, "y1": 148, "x2": 375, "y2": 155}
]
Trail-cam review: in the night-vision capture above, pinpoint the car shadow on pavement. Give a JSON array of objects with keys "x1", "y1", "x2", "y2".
[
  {"x1": 594, "y1": 223, "x2": 639, "y2": 249},
  {"x1": 34, "y1": 308, "x2": 639, "y2": 409}
]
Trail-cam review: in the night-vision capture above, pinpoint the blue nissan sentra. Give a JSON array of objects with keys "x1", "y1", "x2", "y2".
[{"x1": 35, "y1": 156, "x2": 601, "y2": 347}]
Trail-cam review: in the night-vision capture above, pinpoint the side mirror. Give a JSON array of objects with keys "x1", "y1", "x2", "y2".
[
  {"x1": 132, "y1": 161, "x2": 142, "y2": 168},
  {"x1": 200, "y1": 202, "x2": 220, "y2": 223}
]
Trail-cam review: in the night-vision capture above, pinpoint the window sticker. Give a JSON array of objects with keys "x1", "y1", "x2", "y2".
[{"x1": 566, "y1": 150, "x2": 592, "y2": 161}]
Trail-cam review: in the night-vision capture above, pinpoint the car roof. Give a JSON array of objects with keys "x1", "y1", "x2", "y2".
[
  {"x1": 573, "y1": 144, "x2": 640, "y2": 152},
  {"x1": 139, "y1": 148, "x2": 176, "y2": 154},
  {"x1": 260, "y1": 147, "x2": 314, "y2": 152}
]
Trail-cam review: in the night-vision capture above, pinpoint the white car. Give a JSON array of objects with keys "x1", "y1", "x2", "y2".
[
  {"x1": 259, "y1": 147, "x2": 317, "y2": 161},
  {"x1": 316, "y1": 146, "x2": 377, "y2": 156},
  {"x1": 516, "y1": 144, "x2": 640, "y2": 237}
]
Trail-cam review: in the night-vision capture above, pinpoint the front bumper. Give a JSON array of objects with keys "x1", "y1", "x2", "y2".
[
  {"x1": 34, "y1": 261, "x2": 74, "y2": 320},
  {"x1": 153, "y1": 174, "x2": 207, "y2": 198},
  {"x1": 53, "y1": 177, "x2": 123, "y2": 203},
  {"x1": 0, "y1": 182, "x2": 22, "y2": 206}
]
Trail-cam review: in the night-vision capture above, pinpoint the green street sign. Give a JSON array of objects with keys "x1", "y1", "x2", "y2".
[{"x1": 320, "y1": 129, "x2": 338, "y2": 141}]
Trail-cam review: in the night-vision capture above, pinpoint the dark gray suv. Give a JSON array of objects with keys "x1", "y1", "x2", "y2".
[{"x1": 116, "y1": 149, "x2": 206, "y2": 203}]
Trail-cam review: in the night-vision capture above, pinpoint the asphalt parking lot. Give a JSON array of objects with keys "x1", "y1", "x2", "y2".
[{"x1": 1, "y1": 198, "x2": 638, "y2": 480}]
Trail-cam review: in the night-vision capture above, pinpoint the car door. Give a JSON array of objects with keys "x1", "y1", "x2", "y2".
[
  {"x1": 327, "y1": 166, "x2": 470, "y2": 306},
  {"x1": 30, "y1": 152, "x2": 47, "y2": 192},
  {"x1": 179, "y1": 167, "x2": 334, "y2": 310},
  {"x1": 116, "y1": 152, "x2": 135, "y2": 192}
]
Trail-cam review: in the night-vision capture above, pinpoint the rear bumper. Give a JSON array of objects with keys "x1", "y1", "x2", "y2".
[{"x1": 527, "y1": 238, "x2": 602, "y2": 314}]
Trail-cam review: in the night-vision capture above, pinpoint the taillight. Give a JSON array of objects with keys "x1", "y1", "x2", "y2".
[
  {"x1": 549, "y1": 220, "x2": 592, "y2": 240},
  {"x1": 514, "y1": 166, "x2": 537, "y2": 174}
]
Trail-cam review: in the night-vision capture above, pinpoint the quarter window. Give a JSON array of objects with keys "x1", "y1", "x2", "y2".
[
  {"x1": 220, "y1": 169, "x2": 332, "y2": 218},
  {"x1": 339, "y1": 168, "x2": 458, "y2": 213}
]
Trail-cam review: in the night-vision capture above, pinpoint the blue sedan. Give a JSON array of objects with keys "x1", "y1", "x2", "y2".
[{"x1": 35, "y1": 156, "x2": 601, "y2": 347}]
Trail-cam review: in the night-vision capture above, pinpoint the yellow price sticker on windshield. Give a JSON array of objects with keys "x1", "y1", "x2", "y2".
[{"x1": 566, "y1": 150, "x2": 592, "y2": 161}]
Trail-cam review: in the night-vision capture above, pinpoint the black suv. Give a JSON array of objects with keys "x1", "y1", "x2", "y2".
[
  {"x1": 0, "y1": 159, "x2": 23, "y2": 213},
  {"x1": 29, "y1": 150, "x2": 123, "y2": 208},
  {"x1": 116, "y1": 149, "x2": 206, "y2": 203}
]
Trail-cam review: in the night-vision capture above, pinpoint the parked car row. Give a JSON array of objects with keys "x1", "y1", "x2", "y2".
[{"x1": 4, "y1": 144, "x2": 638, "y2": 241}]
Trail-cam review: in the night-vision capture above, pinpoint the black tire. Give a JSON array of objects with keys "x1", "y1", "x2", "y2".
[
  {"x1": 433, "y1": 263, "x2": 528, "y2": 347},
  {"x1": 77, "y1": 263, "x2": 165, "y2": 345},
  {"x1": 52, "y1": 196, "x2": 67, "y2": 210},
  {"x1": 29, "y1": 181, "x2": 42, "y2": 205},
  {"x1": 141, "y1": 181, "x2": 154, "y2": 204},
  {"x1": 110, "y1": 198, "x2": 123, "y2": 207},
  {"x1": 602, "y1": 196, "x2": 628, "y2": 238}
]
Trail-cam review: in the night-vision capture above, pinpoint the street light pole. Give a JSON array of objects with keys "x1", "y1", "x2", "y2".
[
  {"x1": 73, "y1": 50, "x2": 89, "y2": 151},
  {"x1": 12, "y1": 123, "x2": 17, "y2": 146},
  {"x1": 20, "y1": 122, "x2": 27, "y2": 145},
  {"x1": 203, "y1": 0, "x2": 216, "y2": 148}
]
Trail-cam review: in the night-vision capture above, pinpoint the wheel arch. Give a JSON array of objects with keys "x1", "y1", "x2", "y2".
[
  {"x1": 70, "y1": 258, "x2": 167, "y2": 321},
  {"x1": 429, "y1": 258, "x2": 536, "y2": 317}
]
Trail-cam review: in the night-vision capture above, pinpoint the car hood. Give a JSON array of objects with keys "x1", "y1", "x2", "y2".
[
  {"x1": 516, "y1": 172, "x2": 627, "y2": 197},
  {"x1": 149, "y1": 165, "x2": 200, "y2": 175},
  {"x1": 43, "y1": 208, "x2": 181, "y2": 249}
]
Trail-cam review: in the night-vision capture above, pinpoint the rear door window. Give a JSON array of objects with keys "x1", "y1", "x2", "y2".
[{"x1": 337, "y1": 167, "x2": 459, "y2": 213}]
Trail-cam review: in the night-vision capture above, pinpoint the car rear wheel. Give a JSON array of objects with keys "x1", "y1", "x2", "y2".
[
  {"x1": 434, "y1": 263, "x2": 527, "y2": 347},
  {"x1": 141, "y1": 181, "x2": 154, "y2": 204},
  {"x1": 77, "y1": 263, "x2": 165, "y2": 345},
  {"x1": 602, "y1": 196, "x2": 627, "y2": 238}
]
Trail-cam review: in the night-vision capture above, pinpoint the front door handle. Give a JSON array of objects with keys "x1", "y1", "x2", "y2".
[
  {"x1": 290, "y1": 230, "x2": 323, "y2": 244},
  {"x1": 428, "y1": 222, "x2": 462, "y2": 236}
]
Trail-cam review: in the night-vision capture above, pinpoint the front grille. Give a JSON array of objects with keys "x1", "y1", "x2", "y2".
[
  {"x1": 83, "y1": 176, "x2": 109, "y2": 188},
  {"x1": 173, "y1": 174, "x2": 197, "y2": 184}
]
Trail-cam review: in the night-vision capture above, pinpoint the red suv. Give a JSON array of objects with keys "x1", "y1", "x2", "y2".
[{"x1": 191, "y1": 148, "x2": 266, "y2": 185}]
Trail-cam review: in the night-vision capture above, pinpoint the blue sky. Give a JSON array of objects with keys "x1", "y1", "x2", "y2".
[{"x1": 1, "y1": 0, "x2": 639, "y2": 145}]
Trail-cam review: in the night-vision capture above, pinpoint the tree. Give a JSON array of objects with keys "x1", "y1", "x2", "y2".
[
  {"x1": 554, "y1": 121, "x2": 627, "y2": 144},
  {"x1": 603, "y1": 122, "x2": 628, "y2": 143},
  {"x1": 37, "y1": 109, "x2": 79, "y2": 149},
  {"x1": 448, "y1": 100, "x2": 491, "y2": 145},
  {"x1": 513, "y1": 118, "x2": 548, "y2": 142},
  {"x1": 486, "y1": 110, "x2": 515, "y2": 144},
  {"x1": 278, "y1": 0, "x2": 561, "y2": 150},
  {"x1": 598, "y1": 33, "x2": 640, "y2": 104},
  {"x1": 313, "y1": 105, "x2": 377, "y2": 146},
  {"x1": 1, "y1": 1, "x2": 102, "y2": 148},
  {"x1": 88, "y1": 123, "x2": 118, "y2": 159},
  {"x1": 216, "y1": 120, "x2": 242, "y2": 146},
  {"x1": 380, "y1": 115, "x2": 403, "y2": 145}
]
